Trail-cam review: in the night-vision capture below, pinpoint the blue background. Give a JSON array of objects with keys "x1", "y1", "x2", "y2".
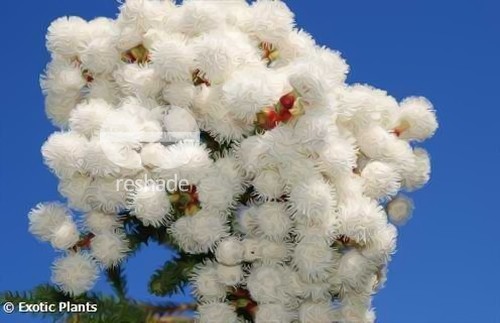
[{"x1": 1, "y1": 1, "x2": 499, "y2": 322}]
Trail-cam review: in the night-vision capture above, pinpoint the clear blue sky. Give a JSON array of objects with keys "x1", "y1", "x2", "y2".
[{"x1": 1, "y1": 1, "x2": 499, "y2": 322}]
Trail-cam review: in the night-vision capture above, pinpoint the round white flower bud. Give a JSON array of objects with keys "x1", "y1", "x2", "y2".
[
  {"x1": 386, "y1": 195, "x2": 414, "y2": 225},
  {"x1": 215, "y1": 238, "x2": 244, "y2": 266}
]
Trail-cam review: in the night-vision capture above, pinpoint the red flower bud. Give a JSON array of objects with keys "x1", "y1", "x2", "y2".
[
  {"x1": 279, "y1": 92, "x2": 296, "y2": 110},
  {"x1": 257, "y1": 108, "x2": 280, "y2": 130},
  {"x1": 278, "y1": 108, "x2": 292, "y2": 123}
]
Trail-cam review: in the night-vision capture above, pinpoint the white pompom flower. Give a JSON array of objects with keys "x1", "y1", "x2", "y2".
[
  {"x1": 140, "y1": 143, "x2": 170, "y2": 169},
  {"x1": 289, "y1": 177, "x2": 337, "y2": 221},
  {"x1": 293, "y1": 109, "x2": 339, "y2": 150},
  {"x1": 215, "y1": 238, "x2": 244, "y2": 266},
  {"x1": 361, "y1": 161, "x2": 401, "y2": 199},
  {"x1": 236, "y1": 135, "x2": 270, "y2": 176},
  {"x1": 86, "y1": 77, "x2": 120, "y2": 103},
  {"x1": 84, "y1": 211, "x2": 120, "y2": 233},
  {"x1": 253, "y1": 168, "x2": 285, "y2": 200},
  {"x1": 169, "y1": 0, "x2": 224, "y2": 37},
  {"x1": 42, "y1": 132, "x2": 87, "y2": 178},
  {"x1": 244, "y1": 0, "x2": 295, "y2": 44},
  {"x1": 298, "y1": 301, "x2": 335, "y2": 323},
  {"x1": 192, "y1": 29, "x2": 260, "y2": 84},
  {"x1": 190, "y1": 212, "x2": 230, "y2": 254},
  {"x1": 335, "y1": 84, "x2": 398, "y2": 130},
  {"x1": 29, "y1": 202, "x2": 73, "y2": 242},
  {"x1": 171, "y1": 211, "x2": 229, "y2": 254},
  {"x1": 252, "y1": 202, "x2": 292, "y2": 242},
  {"x1": 58, "y1": 174, "x2": 93, "y2": 212},
  {"x1": 149, "y1": 33, "x2": 193, "y2": 82},
  {"x1": 51, "y1": 252, "x2": 99, "y2": 296},
  {"x1": 197, "y1": 156, "x2": 244, "y2": 212},
  {"x1": 69, "y1": 99, "x2": 114, "y2": 137},
  {"x1": 44, "y1": 91, "x2": 81, "y2": 128},
  {"x1": 90, "y1": 231, "x2": 129, "y2": 267},
  {"x1": 317, "y1": 136, "x2": 358, "y2": 177},
  {"x1": 162, "y1": 81, "x2": 197, "y2": 108},
  {"x1": 197, "y1": 302, "x2": 238, "y2": 323},
  {"x1": 246, "y1": 264, "x2": 292, "y2": 304},
  {"x1": 288, "y1": 65, "x2": 329, "y2": 108},
  {"x1": 156, "y1": 141, "x2": 212, "y2": 182},
  {"x1": 113, "y1": 64, "x2": 162, "y2": 98},
  {"x1": 191, "y1": 262, "x2": 227, "y2": 302},
  {"x1": 396, "y1": 96, "x2": 438, "y2": 141},
  {"x1": 169, "y1": 216, "x2": 198, "y2": 253},
  {"x1": 46, "y1": 16, "x2": 89, "y2": 58},
  {"x1": 129, "y1": 183, "x2": 171, "y2": 228},
  {"x1": 386, "y1": 195, "x2": 414, "y2": 226},
  {"x1": 362, "y1": 223, "x2": 398, "y2": 266},
  {"x1": 222, "y1": 66, "x2": 286, "y2": 123},
  {"x1": 337, "y1": 198, "x2": 387, "y2": 245},
  {"x1": 355, "y1": 126, "x2": 396, "y2": 159},
  {"x1": 293, "y1": 235, "x2": 335, "y2": 282},
  {"x1": 41, "y1": 59, "x2": 86, "y2": 97},
  {"x1": 215, "y1": 264, "x2": 243, "y2": 286},
  {"x1": 163, "y1": 105, "x2": 200, "y2": 142},
  {"x1": 84, "y1": 137, "x2": 144, "y2": 178},
  {"x1": 259, "y1": 240, "x2": 291, "y2": 263},
  {"x1": 84, "y1": 177, "x2": 129, "y2": 214},
  {"x1": 313, "y1": 47, "x2": 349, "y2": 87},
  {"x1": 403, "y1": 148, "x2": 431, "y2": 191},
  {"x1": 255, "y1": 303, "x2": 296, "y2": 323},
  {"x1": 338, "y1": 249, "x2": 376, "y2": 293},
  {"x1": 80, "y1": 18, "x2": 120, "y2": 75}
]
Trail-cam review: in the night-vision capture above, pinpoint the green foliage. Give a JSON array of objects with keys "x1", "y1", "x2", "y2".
[
  {"x1": 1, "y1": 214, "x2": 201, "y2": 322},
  {"x1": 1, "y1": 284, "x2": 71, "y2": 319},
  {"x1": 0, "y1": 284, "x2": 147, "y2": 322},
  {"x1": 70, "y1": 295, "x2": 149, "y2": 323},
  {"x1": 1, "y1": 284, "x2": 197, "y2": 323},
  {"x1": 200, "y1": 130, "x2": 235, "y2": 159},
  {"x1": 149, "y1": 254, "x2": 206, "y2": 297},
  {"x1": 124, "y1": 215, "x2": 179, "y2": 251},
  {"x1": 105, "y1": 265, "x2": 127, "y2": 300}
]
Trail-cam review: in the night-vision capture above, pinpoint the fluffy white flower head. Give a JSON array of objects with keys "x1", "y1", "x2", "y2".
[
  {"x1": 51, "y1": 253, "x2": 99, "y2": 296},
  {"x1": 90, "y1": 231, "x2": 129, "y2": 267},
  {"x1": 29, "y1": 203, "x2": 72, "y2": 242},
  {"x1": 130, "y1": 184, "x2": 171, "y2": 227}
]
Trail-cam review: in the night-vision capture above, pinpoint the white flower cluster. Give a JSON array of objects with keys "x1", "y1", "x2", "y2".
[{"x1": 30, "y1": 0, "x2": 437, "y2": 321}]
